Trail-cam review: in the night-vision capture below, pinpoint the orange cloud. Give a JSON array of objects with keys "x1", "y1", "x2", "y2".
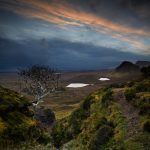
[
  {"x1": 1, "y1": 0, "x2": 149, "y2": 36},
  {"x1": 112, "y1": 34, "x2": 150, "y2": 54},
  {"x1": 25, "y1": 0, "x2": 150, "y2": 36}
]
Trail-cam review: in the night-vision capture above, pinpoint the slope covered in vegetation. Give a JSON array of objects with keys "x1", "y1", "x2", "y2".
[
  {"x1": 51, "y1": 77, "x2": 150, "y2": 150},
  {"x1": 0, "y1": 86, "x2": 51, "y2": 149},
  {"x1": 0, "y1": 67, "x2": 150, "y2": 150}
]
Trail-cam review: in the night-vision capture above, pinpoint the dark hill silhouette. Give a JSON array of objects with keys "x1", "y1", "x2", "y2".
[
  {"x1": 116, "y1": 61, "x2": 140, "y2": 72},
  {"x1": 136, "y1": 61, "x2": 150, "y2": 68}
]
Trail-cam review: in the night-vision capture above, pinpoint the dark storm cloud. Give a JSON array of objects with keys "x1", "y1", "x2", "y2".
[
  {"x1": 68, "y1": 0, "x2": 150, "y2": 30},
  {"x1": 0, "y1": 38, "x2": 149, "y2": 71},
  {"x1": 0, "y1": 38, "x2": 50, "y2": 70},
  {"x1": 121, "y1": 0, "x2": 150, "y2": 17}
]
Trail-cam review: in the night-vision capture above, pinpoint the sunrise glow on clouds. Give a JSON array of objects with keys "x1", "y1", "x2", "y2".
[{"x1": 0, "y1": 0, "x2": 150, "y2": 70}]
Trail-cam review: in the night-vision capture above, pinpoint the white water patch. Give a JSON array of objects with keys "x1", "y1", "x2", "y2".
[
  {"x1": 99, "y1": 78, "x2": 110, "y2": 81},
  {"x1": 66, "y1": 83, "x2": 89, "y2": 88}
]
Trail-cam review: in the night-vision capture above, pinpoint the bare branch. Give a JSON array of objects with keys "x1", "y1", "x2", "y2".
[{"x1": 18, "y1": 65, "x2": 61, "y2": 106}]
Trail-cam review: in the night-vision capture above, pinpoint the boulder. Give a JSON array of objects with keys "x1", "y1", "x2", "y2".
[{"x1": 35, "y1": 106, "x2": 55, "y2": 127}]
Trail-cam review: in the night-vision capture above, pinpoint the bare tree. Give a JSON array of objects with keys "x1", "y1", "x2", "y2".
[{"x1": 18, "y1": 65, "x2": 61, "y2": 106}]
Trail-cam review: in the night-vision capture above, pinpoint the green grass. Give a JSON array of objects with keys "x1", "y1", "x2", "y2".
[
  {"x1": 124, "y1": 88, "x2": 136, "y2": 101},
  {"x1": 51, "y1": 88, "x2": 128, "y2": 149}
]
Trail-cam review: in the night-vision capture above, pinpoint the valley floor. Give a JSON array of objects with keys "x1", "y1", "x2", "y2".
[{"x1": 0, "y1": 70, "x2": 140, "y2": 119}]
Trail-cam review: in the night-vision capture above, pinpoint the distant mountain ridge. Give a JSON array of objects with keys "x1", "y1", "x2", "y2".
[
  {"x1": 116, "y1": 60, "x2": 150, "y2": 72},
  {"x1": 136, "y1": 61, "x2": 150, "y2": 68},
  {"x1": 116, "y1": 61, "x2": 140, "y2": 72}
]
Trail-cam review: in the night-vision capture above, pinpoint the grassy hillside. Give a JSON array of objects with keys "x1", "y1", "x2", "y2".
[
  {"x1": 51, "y1": 78, "x2": 150, "y2": 150},
  {"x1": 0, "y1": 86, "x2": 51, "y2": 150},
  {"x1": 0, "y1": 69, "x2": 149, "y2": 150}
]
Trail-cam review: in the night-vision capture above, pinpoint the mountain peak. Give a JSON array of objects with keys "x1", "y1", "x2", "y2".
[{"x1": 116, "y1": 61, "x2": 140, "y2": 72}]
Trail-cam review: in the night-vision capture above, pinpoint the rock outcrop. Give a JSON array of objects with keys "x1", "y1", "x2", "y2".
[{"x1": 35, "y1": 106, "x2": 56, "y2": 127}]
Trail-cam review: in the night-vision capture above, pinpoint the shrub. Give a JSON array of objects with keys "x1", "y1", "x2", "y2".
[
  {"x1": 51, "y1": 95, "x2": 94, "y2": 148},
  {"x1": 88, "y1": 125, "x2": 113, "y2": 150},
  {"x1": 134, "y1": 82, "x2": 150, "y2": 92},
  {"x1": 68, "y1": 95, "x2": 93, "y2": 135},
  {"x1": 141, "y1": 66, "x2": 150, "y2": 78},
  {"x1": 51, "y1": 121, "x2": 72, "y2": 148},
  {"x1": 81, "y1": 95, "x2": 93, "y2": 110},
  {"x1": 109, "y1": 83, "x2": 125, "y2": 88},
  {"x1": 139, "y1": 104, "x2": 150, "y2": 116},
  {"x1": 94, "y1": 117, "x2": 108, "y2": 130},
  {"x1": 125, "y1": 133, "x2": 150, "y2": 150},
  {"x1": 51, "y1": 122, "x2": 66, "y2": 148},
  {"x1": 127, "y1": 81, "x2": 135, "y2": 87},
  {"x1": 69, "y1": 108, "x2": 88, "y2": 135},
  {"x1": 101, "y1": 88, "x2": 113, "y2": 107},
  {"x1": 0, "y1": 118, "x2": 6, "y2": 134},
  {"x1": 124, "y1": 140, "x2": 144, "y2": 150},
  {"x1": 124, "y1": 88, "x2": 136, "y2": 101},
  {"x1": 141, "y1": 119, "x2": 150, "y2": 132}
]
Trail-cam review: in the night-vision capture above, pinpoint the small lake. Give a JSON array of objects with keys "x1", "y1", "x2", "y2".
[
  {"x1": 99, "y1": 78, "x2": 110, "y2": 81},
  {"x1": 66, "y1": 83, "x2": 89, "y2": 88},
  {"x1": 66, "y1": 77, "x2": 110, "y2": 88}
]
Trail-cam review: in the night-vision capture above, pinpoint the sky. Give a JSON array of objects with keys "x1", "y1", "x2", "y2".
[{"x1": 0, "y1": 0, "x2": 150, "y2": 71}]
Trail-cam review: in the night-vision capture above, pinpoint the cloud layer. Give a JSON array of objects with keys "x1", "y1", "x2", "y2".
[
  {"x1": 0, "y1": 0, "x2": 149, "y2": 70},
  {"x1": 0, "y1": 38, "x2": 149, "y2": 71}
]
